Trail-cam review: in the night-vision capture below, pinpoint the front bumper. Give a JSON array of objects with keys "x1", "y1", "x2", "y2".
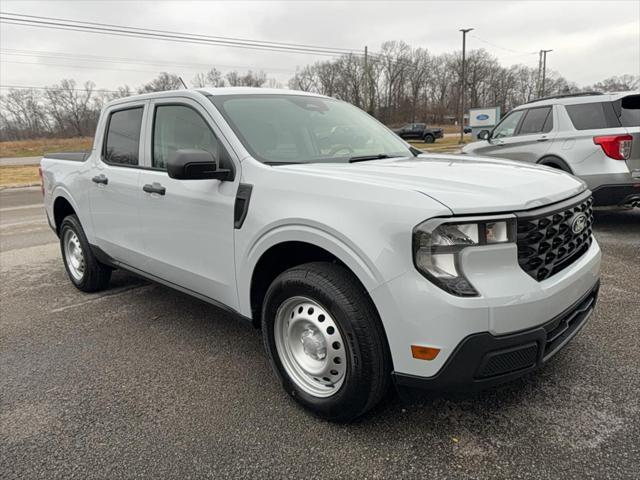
[
  {"x1": 370, "y1": 235, "x2": 601, "y2": 380},
  {"x1": 393, "y1": 281, "x2": 599, "y2": 392}
]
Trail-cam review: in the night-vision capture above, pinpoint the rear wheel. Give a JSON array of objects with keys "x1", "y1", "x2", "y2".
[
  {"x1": 538, "y1": 156, "x2": 572, "y2": 173},
  {"x1": 60, "y1": 215, "x2": 112, "y2": 292},
  {"x1": 262, "y1": 262, "x2": 391, "y2": 422},
  {"x1": 423, "y1": 134, "x2": 435, "y2": 143}
]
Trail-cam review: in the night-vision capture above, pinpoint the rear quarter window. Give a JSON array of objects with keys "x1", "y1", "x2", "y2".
[
  {"x1": 565, "y1": 102, "x2": 620, "y2": 130},
  {"x1": 618, "y1": 94, "x2": 640, "y2": 127}
]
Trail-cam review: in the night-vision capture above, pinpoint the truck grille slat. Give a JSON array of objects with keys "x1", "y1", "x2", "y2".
[{"x1": 516, "y1": 195, "x2": 593, "y2": 281}]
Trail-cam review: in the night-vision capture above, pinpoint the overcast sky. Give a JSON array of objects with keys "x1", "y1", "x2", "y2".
[{"x1": 1, "y1": 0, "x2": 639, "y2": 92}]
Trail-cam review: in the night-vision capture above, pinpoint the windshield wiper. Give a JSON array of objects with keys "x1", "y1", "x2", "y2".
[{"x1": 348, "y1": 154, "x2": 391, "y2": 163}]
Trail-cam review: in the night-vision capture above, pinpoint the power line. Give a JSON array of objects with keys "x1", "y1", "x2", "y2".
[
  {"x1": 1, "y1": 59, "x2": 195, "y2": 75},
  {"x1": 3, "y1": 11, "x2": 360, "y2": 54},
  {"x1": 0, "y1": 84, "x2": 121, "y2": 93},
  {"x1": 1, "y1": 59, "x2": 296, "y2": 76},
  {"x1": 470, "y1": 34, "x2": 538, "y2": 56},
  {"x1": 0, "y1": 12, "x2": 363, "y2": 57},
  {"x1": 1, "y1": 48, "x2": 296, "y2": 73}
]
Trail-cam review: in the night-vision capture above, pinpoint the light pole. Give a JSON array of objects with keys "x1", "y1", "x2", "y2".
[
  {"x1": 540, "y1": 49, "x2": 553, "y2": 97},
  {"x1": 459, "y1": 28, "x2": 473, "y2": 144}
]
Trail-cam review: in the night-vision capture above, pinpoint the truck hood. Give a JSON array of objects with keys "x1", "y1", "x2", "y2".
[{"x1": 277, "y1": 154, "x2": 587, "y2": 214}]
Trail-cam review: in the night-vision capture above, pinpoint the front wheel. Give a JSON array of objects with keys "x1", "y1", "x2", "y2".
[
  {"x1": 423, "y1": 134, "x2": 435, "y2": 143},
  {"x1": 262, "y1": 262, "x2": 391, "y2": 422}
]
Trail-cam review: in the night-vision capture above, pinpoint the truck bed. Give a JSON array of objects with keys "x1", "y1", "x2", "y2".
[{"x1": 44, "y1": 152, "x2": 90, "y2": 162}]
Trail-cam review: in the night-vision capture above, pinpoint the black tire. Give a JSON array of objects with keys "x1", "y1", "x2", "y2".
[
  {"x1": 262, "y1": 262, "x2": 391, "y2": 422},
  {"x1": 423, "y1": 134, "x2": 435, "y2": 143},
  {"x1": 59, "y1": 214, "x2": 112, "y2": 292},
  {"x1": 537, "y1": 156, "x2": 572, "y2": 173}
]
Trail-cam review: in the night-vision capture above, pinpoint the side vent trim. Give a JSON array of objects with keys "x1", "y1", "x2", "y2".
[{"x1": 234, "y1": 183, "x2": 253, "y2": 229}]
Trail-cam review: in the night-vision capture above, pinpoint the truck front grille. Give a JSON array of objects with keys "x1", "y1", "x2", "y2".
[{"x1": 516, "y1": 193, "x2": 593, "y2": 281}]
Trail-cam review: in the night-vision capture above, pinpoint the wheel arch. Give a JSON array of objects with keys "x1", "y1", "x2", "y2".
[
  {"x1": 53, "y1": 194, "x2": 77, "y2": 235},
  {"x1": 537, "y1": 155, "x2": 573, "y2": 174},
  {"x1": 244, "y1": 227, "x2": 384, "y2": 328}
]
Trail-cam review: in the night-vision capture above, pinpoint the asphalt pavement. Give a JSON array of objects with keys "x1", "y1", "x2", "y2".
[{"x1": 1, "y1": 188, "x2": 639, "y2": 479}]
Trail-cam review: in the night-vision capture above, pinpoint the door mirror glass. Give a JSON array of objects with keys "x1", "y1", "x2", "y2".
[
  {"x1": 167, "y1": 149, "x2": 231, "y2": 181},
  {"x1": 478, "y1": 130, "x2": 490, "y2": 140}
]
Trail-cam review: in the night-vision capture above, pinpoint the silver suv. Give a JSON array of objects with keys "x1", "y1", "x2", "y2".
[{"x1": 462, "y1": 92, "x2": 640, "y2": 208}]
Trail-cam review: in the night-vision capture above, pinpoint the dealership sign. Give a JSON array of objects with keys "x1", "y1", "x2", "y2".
[{"x1": 469, "y1": 107, "x2": 500, "y2": 128}]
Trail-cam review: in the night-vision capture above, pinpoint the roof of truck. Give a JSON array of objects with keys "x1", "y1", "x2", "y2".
[
  {"x1": 199, "y1": 87, "x2": 324, "y2": 97},
  {"x1": 105, "y1": 87, "x2": 325, "y2": 109}
]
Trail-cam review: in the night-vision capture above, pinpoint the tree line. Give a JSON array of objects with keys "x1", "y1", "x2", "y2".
[
  {"x1": 1, "y1": 41, "x2": 637, "y2": 141},
  {"x1": 288, "y1": 41, "x2": 638, "y2": 124}
]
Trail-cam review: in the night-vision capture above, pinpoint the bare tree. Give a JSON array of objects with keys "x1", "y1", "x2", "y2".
[
  {"x1": 192, "y1": 68, "x2": 225, "y2": 88},
  {"x1": 226, "y1": 70, "x2": 267, "y2": 87},
  {"x1": 137, "y1": 72, "x2": 183, "y2": 93},
  {"x1": 1, "y1": 43, "x2": 636, "y2": 141},
  {"x1": 0, "y1": 88, "x2": 48, "y2": 139},
  {"x1": 587, "y1": 74, "x2": 639, "y2": 92},
  {"x1": 45, "y1": 80, "x2": 96, "y2": 137}
]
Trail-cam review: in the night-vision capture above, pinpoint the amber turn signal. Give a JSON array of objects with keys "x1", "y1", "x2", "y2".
[{"x1": 411, "y1": 345, "x2": 440, "y2": 361}]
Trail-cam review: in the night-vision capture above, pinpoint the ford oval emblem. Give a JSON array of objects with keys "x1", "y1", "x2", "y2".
[
  {"x1": 476, "y1": 114, "x2": 489, "y2": 120},
  {"x1": 571, "y1": 213, "x2": 588, "y2": 234}
]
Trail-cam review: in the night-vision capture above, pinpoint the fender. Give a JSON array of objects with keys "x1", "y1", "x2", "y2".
[
  {"x1": 537, "y1": 155, "x2": 573, "y2": 174},
  {"x1": 51, "y1": 184, "x2": 96, "y2": 241},
  {"x1": 236, "y1": 222, "x2": 389, "y2": 318}
]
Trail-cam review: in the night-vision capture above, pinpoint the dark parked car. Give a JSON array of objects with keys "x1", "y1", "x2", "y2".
[{"x1": 393, "y1": 123, "x2": 444, "y2": 143}]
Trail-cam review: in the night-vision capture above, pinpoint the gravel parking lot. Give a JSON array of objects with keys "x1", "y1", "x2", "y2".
[{"x1": 1, "y1": 187, "x2": 639, "y2": 479}]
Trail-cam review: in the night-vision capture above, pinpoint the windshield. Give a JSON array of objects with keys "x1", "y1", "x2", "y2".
[{"x1": 207, "y1": 94, "x2": 412, "y2": 164}]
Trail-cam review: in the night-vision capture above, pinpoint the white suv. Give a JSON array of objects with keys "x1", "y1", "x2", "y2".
[
  {"x1": 463, "y1": 92, "x2": 640, "y2": 208},
  {"x1": 41, "y1": 88, "x2": 601, "y2": 421}
]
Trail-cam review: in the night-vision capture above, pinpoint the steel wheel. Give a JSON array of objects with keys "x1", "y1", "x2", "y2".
[
  {"x1": 274, "y1": 296, "x2": 347, "y2": 398},
  {"x1": 63, "y1": 229, "x2": 85, "y2": 281}
]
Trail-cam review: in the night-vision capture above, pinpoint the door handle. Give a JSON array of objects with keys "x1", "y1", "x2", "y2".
[
  {"x1": 143, "y1": 182, "x2": 166, "y2": 196},
  {"x1": 92, "y1": 174, "x2": 108, "y2": 185},
  {"x1": 536, "y1": 137, "x2": 549, "y2": 142}
]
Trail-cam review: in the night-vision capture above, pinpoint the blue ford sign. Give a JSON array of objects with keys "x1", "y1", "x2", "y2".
[{"x1": 469, "y1": 107, "x2": 500, "y2": 129}]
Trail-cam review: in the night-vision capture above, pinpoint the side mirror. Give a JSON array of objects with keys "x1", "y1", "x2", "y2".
[
  {"x1": 167, "y1": 149, "x2": 232, "y2": 181},
  {"x1": 478, "y1": 130, "x2": 490, "y2": 140}
]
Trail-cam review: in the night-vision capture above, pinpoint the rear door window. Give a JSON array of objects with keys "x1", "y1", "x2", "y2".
[
  {"x1": 518, "y1": 107, "x2": 552, "y2": 135},
  {"x1": 565, "y1": 102, "x2": 620, "y2": 130},
  {"x1": 103, "y1": 107, "x2": 144, "y2": 166}
]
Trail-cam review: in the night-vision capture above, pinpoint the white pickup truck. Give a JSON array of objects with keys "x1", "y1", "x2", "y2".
[{"x1": 41, "y1": 88, "x2": 601, "y2": 421}]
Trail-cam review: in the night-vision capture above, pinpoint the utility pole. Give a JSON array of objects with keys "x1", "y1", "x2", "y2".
[
  {"x1": 540, "y1": 49, "x2": 553, "y2": 97},
  {"x1": 536, "y1": 50, "x2": 543, "y2": 97},
  {"x1": 459, "y1": 28, "x2": 473, "y2": 144},
  {"x1": 363, "y1": 45, "x2": 370, "y2": 114}
]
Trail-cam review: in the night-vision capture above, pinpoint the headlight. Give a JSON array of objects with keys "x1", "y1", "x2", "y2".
[{"x1": 412, "y1": 218, "x2": 516, "y2": 297}]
